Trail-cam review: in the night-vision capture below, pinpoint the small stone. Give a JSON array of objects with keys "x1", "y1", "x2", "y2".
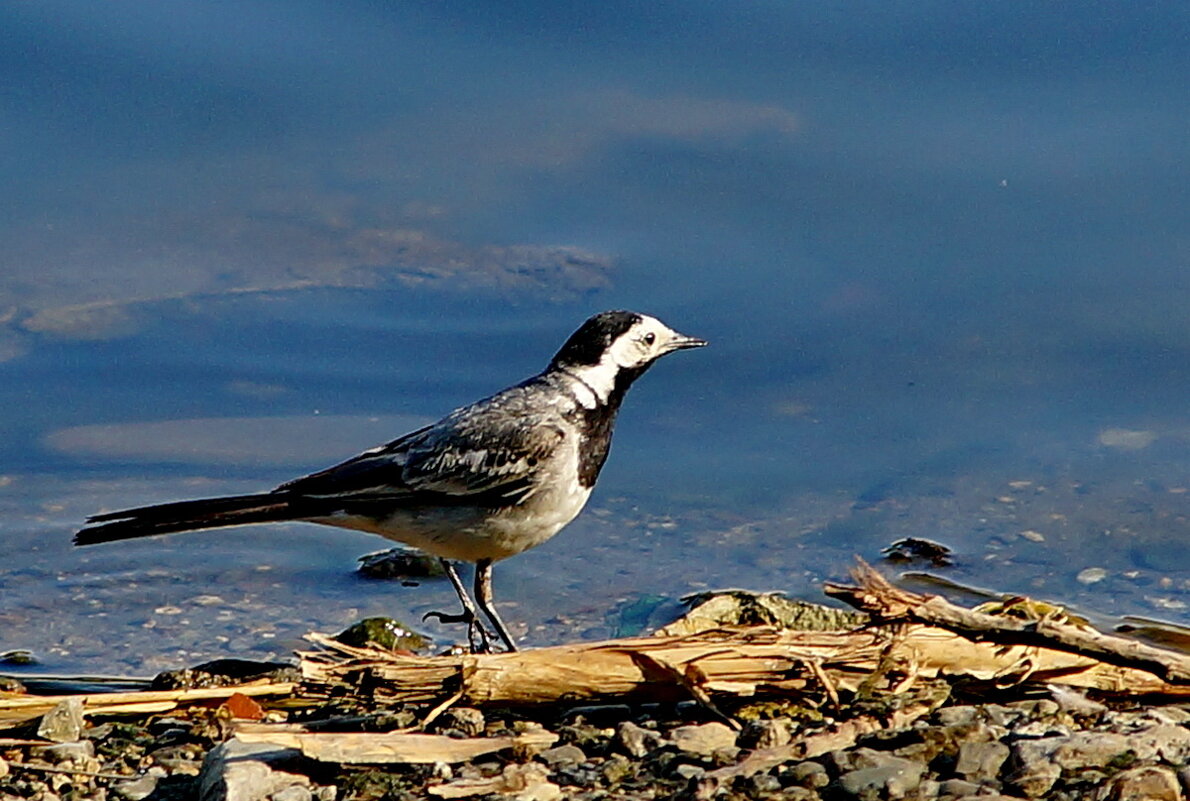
[
  {"x1": 1020, "y1": 530, "x2": 1045, "y2": 542},
  {"x1": 313, "y1": 788, "x2": 338, "y2": 801},
  {"x1": 600, "y1": 754, "x2": 633, "y2": 784},
  {"x1": 334, "y1": 617, "x2": 429, "y2": 652},
  {"x1": 1077, "y1": 567, "x2": 1108, "y2": 585},
  {"x1": 616, "y1": 720, "x2": 663, "y2": 758},
  {"x1": 0, "y1": 755, "x2": 7, "y2": 779},
  {"x1": 1007, "y1": 747, "x2": 1061, "y2": 798},
  {"x1": 198, "y1": 739, "x2": 306, "y2": 801},
  {"x1": 670, "y1": 722, "x2": 737, "y2": 756},
  {"x1": 537, "y1": 744, "x2": 586, "y2": 767},
  {"x1": 113, "y1": 773, "x2": 161, "y2": 801},
  {"x1": 675, "y1": 764, "x2": 706, "y2": 780},
  {"x1": 1130, "y1": 723, "x2": 1190, "y2": 764},
  {"x1": 954, "y1": 740, "x2": 1009, "y2": 783},
  {"x1": 273, "y1": 786, "x2": 313, "y2": 801},
  {"x1": 788, "y1": 761, "x2": 829, "y2": 789},
  {"x1": 1104, "y1": 765, "x2": 1181, "y2": 801},
  {"x1": 935, "y1": 706, "x2": 980, "y2": 727},
  {"x1": 31, "y1": 740, "x2": 95, "y2": 764},
  {"x1": 436, "y1": 707, "x2": 485, "y2": 737},
  {"x1": 738, "y1": 719, "x2": 791, "y2": 750},
  {"x1": 37, "y1": 697, "x2": 85, "y2": 743},
  {"x1": 748, "y1": 773, "x2": 782, "y2": 794},
  {"x1": 835, "y1": 755, "x2": 924, "y2": 799},
  {"x1": 937, "y1": 778, "x2": 980, "y2": 797}
]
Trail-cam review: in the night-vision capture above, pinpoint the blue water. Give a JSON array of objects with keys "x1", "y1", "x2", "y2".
[{"x1": 2, "y1": 2, "x2": 1188, "y2": 673}]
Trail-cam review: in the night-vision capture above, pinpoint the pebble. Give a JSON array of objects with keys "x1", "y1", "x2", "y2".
[
  {"x1": 738, "y1": 718, "x2": 791, "y2": 749},
  {"x1": 1104, "y1": 765, "x2": 1181, "y2": 801},
  {"x1": 787, "y1": 760, "x2": 829, "y2": 789},
  {"x1": 31, "y1": 740, "x2": 95, "y2": 764},
  {"x1": 112, "y1": 770, "x2": 164, "y2": 801},
  {"x1": 435, "y1": 706, "x2": 485, "y2": 737},
  {"x1": 835, "y1": 754, "x2": 924, "y2": 799},
  {"x1": 37, "y1": 697, "x2": 86, "y2": 743},
  {"x1": 669, "y1": 722, "x2": 737, "y2": 756},
  {"x1": 536, "y1": 744, "x2": 586, "y2": 767},
  {"x1": 616, "y1": 720, "x2": 663, "y2": 757},
  {"x1": 954, "y1": 740, "x2": 1009, "y2": 782}
]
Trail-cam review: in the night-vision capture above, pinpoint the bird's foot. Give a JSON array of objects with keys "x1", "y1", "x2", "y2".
[{"x1": 423, "y1": 609, "x2": 495, "y2": 653}]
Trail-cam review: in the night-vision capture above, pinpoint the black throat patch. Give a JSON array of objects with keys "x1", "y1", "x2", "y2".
[{"x1": 572, "y1": 362, "x2": 651, "y2": 488}]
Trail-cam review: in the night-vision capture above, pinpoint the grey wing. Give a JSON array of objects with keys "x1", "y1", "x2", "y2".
[
  {"x1": 401, "y1": 418, "x2": 564, "y2": 501},
  {"x1": 276, "y1": 417, "x2": 564, "y2": 506}
]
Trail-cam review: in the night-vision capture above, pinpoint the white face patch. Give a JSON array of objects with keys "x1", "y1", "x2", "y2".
[{"x1": 564, "y1": 315, "x2": 685, "y2": 404}]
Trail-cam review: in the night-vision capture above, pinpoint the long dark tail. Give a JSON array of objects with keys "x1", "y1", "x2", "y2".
[{"x1": 74, "y1": 493, "x2": 299, "y2": 546}]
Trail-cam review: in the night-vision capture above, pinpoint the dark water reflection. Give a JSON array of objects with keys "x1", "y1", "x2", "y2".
[{"x1": 2, "y1": 3, "x2": 1188, "y2": 673}]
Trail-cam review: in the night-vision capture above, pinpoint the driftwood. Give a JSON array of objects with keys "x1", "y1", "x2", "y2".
[
  {"x1": 297, "y1": 582, "x2": 1190, "y2": 713},
  {"x1": 0, "y1": 681, "x2": 296, "y2": 727},
  {"x1": 823, "y1": 559, "x2": 1190, "y2": 685},
  {"x1": 234, "y1": 727, "x2": 558, "y2": 764}
]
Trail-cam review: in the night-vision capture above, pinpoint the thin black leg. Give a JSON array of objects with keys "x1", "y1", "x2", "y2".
[
  {"x1": 474, "y1": 558, "x2": 518, "y2": 652},
  {"x1": 423, "y1": 558, "x2": 492, "y2": 653}
]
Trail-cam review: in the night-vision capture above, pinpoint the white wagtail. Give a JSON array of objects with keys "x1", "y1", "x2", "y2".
[{"x1": 75, "y1": 310, "x2": 706, "y2": 652}]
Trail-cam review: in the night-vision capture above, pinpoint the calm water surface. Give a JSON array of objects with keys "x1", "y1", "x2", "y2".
[{"x1": 2, "y1": 3, "x2": 1189, "y2": 674}]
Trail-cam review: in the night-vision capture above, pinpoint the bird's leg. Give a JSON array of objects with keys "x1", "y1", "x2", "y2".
[
  {"x1": 422, "y1": 558, "x2": 492, "y2": 653},
  {"x1": 474, "y1": 558, "x2": 518, "y2": 652}
]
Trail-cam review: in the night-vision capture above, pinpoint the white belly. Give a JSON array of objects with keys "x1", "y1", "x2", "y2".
[{"x1": 308, "y1": 484, "x2": 593, "y2": 563}]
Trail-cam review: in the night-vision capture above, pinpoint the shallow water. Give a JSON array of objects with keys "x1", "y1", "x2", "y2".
[{"x1": 2, "y1": 4, "x2": 1188, "y2": 674}]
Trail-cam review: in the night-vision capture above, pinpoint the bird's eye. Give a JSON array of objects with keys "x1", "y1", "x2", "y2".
[{"x1": 643, "y1": 332, "x2": 656, "y2": 346}]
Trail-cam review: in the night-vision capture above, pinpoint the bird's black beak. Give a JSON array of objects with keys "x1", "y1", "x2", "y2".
[{"x1": 667, "y1": 333, "x2": 708, "y2": 351}]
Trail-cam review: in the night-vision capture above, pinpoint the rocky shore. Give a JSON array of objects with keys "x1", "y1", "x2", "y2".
[
  {"x1": 3, "y1": 676, "x2": 1190, "y2": 801},
  {"x1": 4, "y1": 574, "x2": 1190, "y2": 801}
]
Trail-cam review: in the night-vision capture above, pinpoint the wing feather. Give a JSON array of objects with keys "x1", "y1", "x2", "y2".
[{"x1": 275, "y1": 415, "x2": 563, "y2": 508}]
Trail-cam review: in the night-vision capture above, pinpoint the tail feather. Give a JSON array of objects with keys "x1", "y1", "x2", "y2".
[{"x1": 75, "y1": 493, "x2": 298, "y2": 546}]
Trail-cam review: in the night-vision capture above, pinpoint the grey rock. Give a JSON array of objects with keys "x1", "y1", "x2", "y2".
[
  {"x1": 738, "y1": 719, "x2": 791, "y2": 750},
  {"x1": 272, "y1": 786, "x2": 313, "y2": 801},
  {"x1": 616, "y1": 721, "x2": 663, "y2": 758},
  {"x1": 954, "y1": 740, "x2": 1009, "y2": 782},
  {"x1": 1103, "y1": 765, "x2": 1181, "y2": 801},
  {"x1": 37, "y1": 697, "x2": 85, "y2": 743},
  {"x1": 1006, "y1": 746, "x2": 1061, "y2": 798},
  {"x1": 31, "y1": 739, "x2": 95, "y2": 764},
  {"x1": 788, "y1": 760, "x2": 829, "y2": 789},
  {"x1": 981, "y1": 705, "x2": 1025, "y2": 729},
  {"x1": 780, "y1": 789, "x2": 817, "y2": 801},
  {"x1": 937, "y1": 778, "x2": 980, "y2": 798},
  {"x1": 748, "y1": 773, "x2": 782, "y2": 794},
  {"x1": 537, "y1": 744, "x2": 586, "y2": 767},
  {"x1": 670, "y1": 722, "x2": 737, "y2": 756},
  {"x1": 1009, "y1": 698, "x2": 1061, "y2": 719},
  {"x1": 836, "y1": 754, "x2": 924, "y2": 799},
  {"x1": 935, "y1": 706, "x2": 980, "y2": 727},
  {"x1": 198, "y1": 739, "x2": 307, "y2": 801},
  {"x1": 113, "y1": 772, "x2": 162, "y2": 801},
  {"x1": 675, "y1": 763, "x2": 706, "y2": 780},
  {"x1": 436, "y1": 706, "x2": 485, "y2": 737},
  {"x1": 1012, "y1": 731, "x2": 1135, "y2": 776},
  {"x1": 599, "y1": 753, "x2": 633, "y2": 784},
  {"x1": 313, "y1": 788, "x2": 338, "y2": 801},
  {"x1": 821, "y1": 748, "x2": 855, "y2": 775},
  {"x1": 1129, "y1": 723, "x2": 1190, "y2": 764}
]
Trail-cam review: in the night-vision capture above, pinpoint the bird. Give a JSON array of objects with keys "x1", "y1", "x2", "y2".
[{"x1": 74, "y1": 310, "x2": 706, "y2": 652}]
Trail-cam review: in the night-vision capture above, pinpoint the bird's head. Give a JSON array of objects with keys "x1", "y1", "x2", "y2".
[{"x1": 549, "y1": 311, "x2": 706, "y2": 403}]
